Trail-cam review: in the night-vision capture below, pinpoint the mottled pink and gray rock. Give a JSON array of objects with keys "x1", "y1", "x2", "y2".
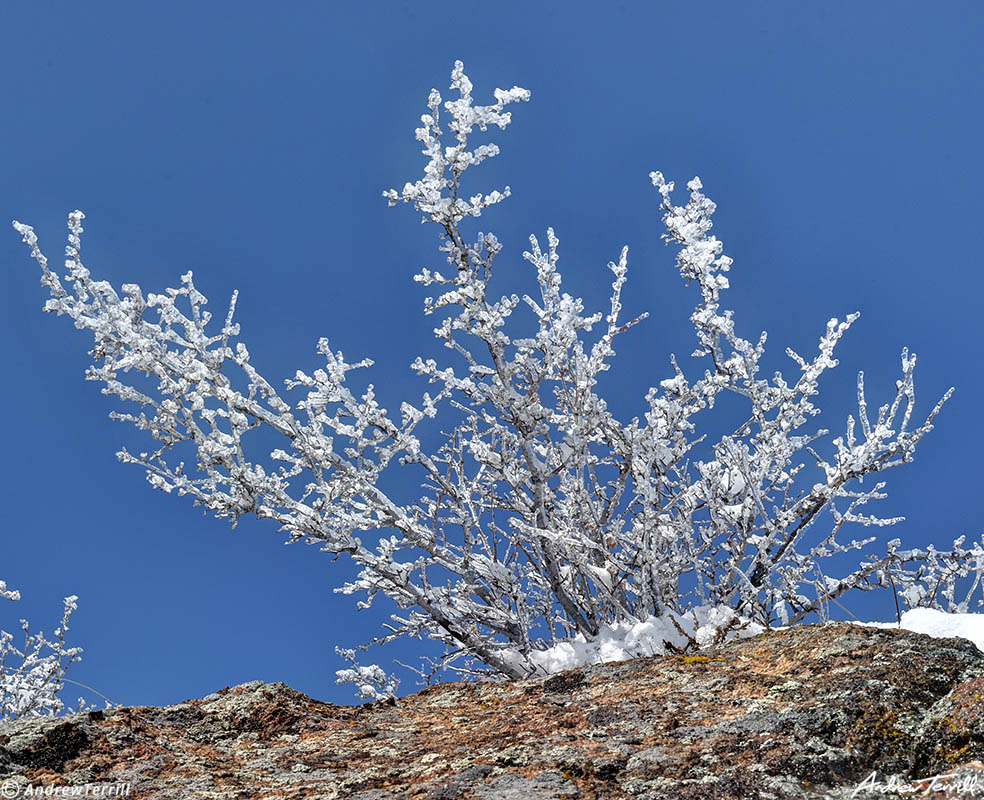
[{"x1": 1, "y1": 622, "x2": 982, "y2": 799}]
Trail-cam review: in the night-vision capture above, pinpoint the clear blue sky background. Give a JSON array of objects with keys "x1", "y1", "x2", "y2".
[{"x1": 2, "y1": 2, "x2": 982, "y2": 708}]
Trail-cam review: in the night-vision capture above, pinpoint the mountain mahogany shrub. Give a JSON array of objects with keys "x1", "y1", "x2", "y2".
[
  {"x1": 14, "y1": 62, "x2": 983, "y2": 697},
  {"x1": 0, "y1": 581, "x2": 85, "y2": 718}
]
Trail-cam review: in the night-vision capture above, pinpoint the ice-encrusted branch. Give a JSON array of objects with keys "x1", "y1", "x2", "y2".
[
  {"x1": 0, "y1": 582, "x2": 87, "y2": 719},
  {"x1": 14, "y1": 61, "x2": 982, "y2": 696}
]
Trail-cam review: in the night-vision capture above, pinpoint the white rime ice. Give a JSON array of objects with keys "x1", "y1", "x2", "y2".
[
  {"x1": 13, "y1": 61, "x2": 984, "y2": 700},
  {"x1": 0, "y1": 582, "x2": 86, "y2": 718}
]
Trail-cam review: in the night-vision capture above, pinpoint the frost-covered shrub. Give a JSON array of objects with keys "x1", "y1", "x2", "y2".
[
  {"x1": 0, "y1": 580, "x2": 85, "y2": 718},
  {"x1": 13, "y1": 62, "x2": 983, "y2": 698}
]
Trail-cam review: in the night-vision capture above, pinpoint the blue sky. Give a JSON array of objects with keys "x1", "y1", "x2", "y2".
[{"x1": 2, "y1": 2, "x2": 982, "y2": 707}]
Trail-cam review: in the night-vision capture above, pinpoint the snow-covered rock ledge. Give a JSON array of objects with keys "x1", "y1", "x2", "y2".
[
  {"x1": 502, "y1": 607, "x2": 984, "y2": 678},
  {"x1": 852, "y1": 608, "x2": 984, "y2": 653}
]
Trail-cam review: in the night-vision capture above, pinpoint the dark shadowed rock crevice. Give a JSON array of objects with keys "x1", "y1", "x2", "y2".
[{"x1": 1, "y1": 623, "x2": 982, "y2": 799}]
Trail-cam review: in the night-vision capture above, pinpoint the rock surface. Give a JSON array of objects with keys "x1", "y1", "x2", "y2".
[{"x1": 1, "y1": 622, "x2": 983, "y2": 799}]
